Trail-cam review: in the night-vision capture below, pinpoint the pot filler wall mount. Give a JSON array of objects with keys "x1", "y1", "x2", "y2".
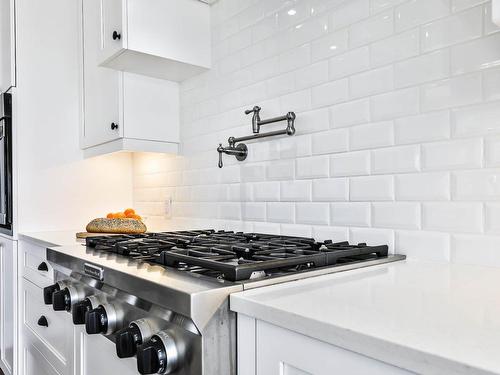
[{"x1": 216, "y1": 106, "x2": 296, "y2": 168}]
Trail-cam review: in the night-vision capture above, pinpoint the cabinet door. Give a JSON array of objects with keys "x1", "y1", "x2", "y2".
[
  {"x1": 0, "y1": 0, "x2": 15, "y2": 91},
  {"x1": 256, "y1": 321, "x2": 412, "y2": 375},
  {"x1": 99, "y1": 0, "x2": 125, "y2": 63},
  {"x1": 74, "y1": 326, "x2": 138, "y2": 375},
  {"x1": 82, "y1": 0, "x2": 123, "y2": 148},
  {"x1": 0, "y1": 238, "x2": 15, "y2": 375},
  {"x1": 24, "y1": 335, "x2": 62, "y2": 375}
]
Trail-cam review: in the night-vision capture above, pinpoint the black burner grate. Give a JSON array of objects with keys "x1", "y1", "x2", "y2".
[{"x1": 86, "y1": 230, "x2": 389, "y2": 281}]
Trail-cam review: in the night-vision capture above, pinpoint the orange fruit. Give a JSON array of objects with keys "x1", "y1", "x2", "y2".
[
  {"x1": 115, "y1": 212, "x2": 127, "y2": 219},
  {"x1": 124, "y1": 208, "x2": 135, "y2": 216},
  {"x1": 106, "y1": 213, "x2": 114, "y2": 219},
  {"x1": 129, "y1": 214, "x2": 142, "y2": 221}
]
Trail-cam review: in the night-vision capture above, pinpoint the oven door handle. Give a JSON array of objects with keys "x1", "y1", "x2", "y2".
[{"x1": 0, "y1": 117, "x2": 5, "y2": 140}]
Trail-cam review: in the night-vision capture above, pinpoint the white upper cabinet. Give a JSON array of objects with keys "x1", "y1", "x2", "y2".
[
  {"x1": 97, "y1": 0, "x2": 211, "y2": 82},
  {"x1": 81, "y1": 0, "x2": 180, "y2": 157},
  {"x1": 0, "y1": 0, "x2": 16, "y2": 91}
]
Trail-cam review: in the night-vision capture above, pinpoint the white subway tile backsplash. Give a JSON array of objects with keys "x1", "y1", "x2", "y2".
[
  {"x1": 452, "y1": 101, "x2": 500, "y2": 137},
  {"x1": 312, "y1": 129, "x2": 349, "y2": 155},
  {"x1": 372, "y1": 202, "x2": 421, "y2": 229},
  {"x1": 423, "y1": 202, "x2": 483, "y2": 232},
  {"x1": 296, "y1": 203, "x2": 330, "y2": 225},
  {"x1": 312, "y1": 225, "x2": 349, "y2": 241},
  {"x1": 395, "y1": 0, "x2": 450, "y2": 31},
  {"x1": 311, "y1": 79, "x2": 349, "y2": 108},
  {"x1": 451, "y1": 234, "x2": 500, "y2": 267},
  {"x1": 483, "y1": 67, "x2": 500, "y2": 101},
  {"x1": 485, "y1": 136, "x2": 500, "y2": 167},
  {"x1": 451, "y1": 0, "x2": 487, "y2": 12},
  {"x1": 349, "y1": 227, "x2": 395, "y2": 251},
  {"x1": 329, "y1": 0, "x2": 370, "y2": 30},
  {"x1": 330, "y1": 151, "x2": 371, "y2": 177},
  {"x1": 135, "y1": 0, "x2": 500, "y2": 266},
  {"x1": 421, "y1": 6, "x2": 482, "y2": 52},
  {"x1": 267, "y1": 160, "x2": 295, "y2": 180},
  {"x1": 370, "y1": 30, "x2": 419, "y2": 67},
  {"x1": 395, "y1": 111, "x2": 450, "y2": 144},
  {"x1": 350, "y1": 121, "x2": 394, "y2": 150},
  {"x1": 329, "y1": 47, "x2": 371, "y2": 80},
  {"x1": 312, "y1": 178, "x2": 349, "y2": 201},
  {"x1": 253, "y1": 181, "x2": 281, "y2": 201},
  {"x1": 330, "y1": 99, "x2": 371, "y2": 128},
  {"x1": 394, "y1": 50, "x2": 450, "y2": 88},
  {"x1": 372, "y1": 145, "x2": 420, "y2": 174},
  {"x1": 350, "y1": 175, "x2": 394, "y2": 201},
  {"x1": 452, "y1": 169, "x2": 500, "y2": 200},
  {"x1": 395, "y1": 172, "x2": 451, "y2": 200},
  {"x1": 311, "y1": 29, "x2": 349, "y2": 62},
  {"x1": 396, "y1": 230, "x2": 450, "y2": 261},
  {"x1": 241, "y1": 202, "x2": 267, "y2": 221},
  {"x1": 422, "y1": 138, "x2": 483, "y2": 170},
  {"x1": 451, "y1": 32, "x2": 500, "y2": 75},
  {"x1": 280, "y1": 180, "x2": 312, "y2": 201},
  {"x1": 295, "y1": 61, "x2": 329, "y2": 90},
  {"x1": 296, "y1": 156, "x2": 330, "y2": 179},
  {"x1": 267, "y1": 202, "x2": 295, "y2": 223},
  {"x1": 370, "y1": 88, "x2": 419, "y2": 121},
  {"x1": 421, "y1": 73, "x2": 482, "y2": 112},
  {"x1": 485, "y1": 203, "x2": 500, "y2": 233},
  {"x1": 331, "y1": 202, "x2": 371, "y2": 226},
  {"x1": 349, "y1": 10, "x2": 394, "y2": 47},
  {"x1": 350, "y1": 66, "x2": 394, "y2": 98}
]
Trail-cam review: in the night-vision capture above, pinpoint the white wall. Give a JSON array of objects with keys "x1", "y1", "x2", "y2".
[
  {"x1": 134, "y1": 0, "x2": 500, "y2": 266},
  {"x1": 15, "y1": 0, "x2": 133, "y2": 233}
]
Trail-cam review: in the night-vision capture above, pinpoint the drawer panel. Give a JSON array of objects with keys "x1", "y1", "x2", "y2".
[
  {"x1": 22, "y1": 279, "x2": 73, "y2": 375},
  {"x1": 23, "y1": 331, "x2": 62, "y2": 375},
  {"x1": 21, "y1": 240, "x2": 54, "y2": 286}
]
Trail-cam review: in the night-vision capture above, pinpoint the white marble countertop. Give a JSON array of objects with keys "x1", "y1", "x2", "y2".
[
  {"x1": 19, "y1": 230, "x2": 84, "y2": 247},
  {"x1": 230, "y1": 260, "x2": 500, "y2": 375}
]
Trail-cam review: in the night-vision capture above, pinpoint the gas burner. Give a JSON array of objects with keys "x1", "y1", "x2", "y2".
[{"x1": 85, "y1": 231, "x2": 389, "y2": 282}]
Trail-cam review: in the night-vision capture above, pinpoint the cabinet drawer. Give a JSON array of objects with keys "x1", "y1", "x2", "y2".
[
  {"x1": 22, "y1": 279, "x2": 73, "y2": 375},
  {"x1": 20, "y1": 241, "x2": 54, "y2": 286}
]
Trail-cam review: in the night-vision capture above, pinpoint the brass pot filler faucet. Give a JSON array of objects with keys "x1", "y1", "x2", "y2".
[{"x1": 217, "y1": 106, "x2": 296, "y2": 168}]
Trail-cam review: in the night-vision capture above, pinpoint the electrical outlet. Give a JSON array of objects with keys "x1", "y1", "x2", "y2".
[{"x1": 164, "y1": 197, "x2": 173, "y2": 219}]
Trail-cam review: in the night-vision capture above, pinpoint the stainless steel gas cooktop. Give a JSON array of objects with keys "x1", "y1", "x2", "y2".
[{"x1": 45, "y1": 230, "x2": 405, "y2": 375}]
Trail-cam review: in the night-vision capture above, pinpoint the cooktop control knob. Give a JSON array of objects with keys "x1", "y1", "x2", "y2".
[
  {"x1": 52, "y1": 288, "x2": 71, "y2": 311},
  {"x1": 85, "y1": 304, "x2": 120, "y2": 335},
  {"x1": 116, "y1": 323, "x2": 143, "y2": 358},
  {"x1": 137, "y1": 331, "x2": 179, "y2": 375},
  {"x1": 116, "y1": 318, "x2": 157, "y2": 358},
  {"x1": 72, "y1": 298, "x2": 93, "y2": 325},
  {"x1": 43, "y1": 283, "x2": 61, "y2": 305},
  {"x1": 85, "y1": 305, "x2": 108, "y2": 334}
]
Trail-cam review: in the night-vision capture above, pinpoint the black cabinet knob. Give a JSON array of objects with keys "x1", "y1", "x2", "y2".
[
  {"x1": 85, "y1": 306, "x2": 108, "y2": 335},
  {"x1": 116, "y1": 324, "x2": 142, "y2": 358},
  {"x1": 52, "y1": 288, "x2": 71, "y2": 311},
  {"x1": 43, "y1": 283, "x2": 60, "y2": 305},
  {"x1": 111, "y1": 122, "x2": 119, "y2": 130},
  {"x1": 72, "y1": 299, "x2": 93, "y2": 325},
  {"x1": 112, "y1": 31, "x2": 121, "y2": 40},
  {"x1": 37, "y1": 316, "x2": 49, "y2": 327},
  {"x1": 37, "y1": 262, "x2": 49, "y2": 272}
]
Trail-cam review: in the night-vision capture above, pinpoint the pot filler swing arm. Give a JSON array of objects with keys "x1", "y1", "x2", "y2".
[{"x1": 216, "y1": 106, "x2": 296, "y2": 168}]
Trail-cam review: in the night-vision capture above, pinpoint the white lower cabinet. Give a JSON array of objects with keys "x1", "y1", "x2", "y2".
[
  {"x1": 74, "y1": 326, "x2": 138, "y2": 375},
  {"x1": 0, "y1": 237, "x2": 16, "y2": 375},
  {"x1": 237, "y1": 315, "x2": 413, "y2": 375},
  {"x1": 23, "y1": 334, "x2": 62, "y2": 375}
]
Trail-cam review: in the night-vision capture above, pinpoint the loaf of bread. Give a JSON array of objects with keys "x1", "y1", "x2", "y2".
[{"x1": 86, "y1": 218, "x2": 147, "y2": 234}]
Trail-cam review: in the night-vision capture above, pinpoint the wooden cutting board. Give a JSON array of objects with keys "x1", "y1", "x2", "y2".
[{"x1": 76, "y1": 232, "x2": 123, "y2": 239}]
